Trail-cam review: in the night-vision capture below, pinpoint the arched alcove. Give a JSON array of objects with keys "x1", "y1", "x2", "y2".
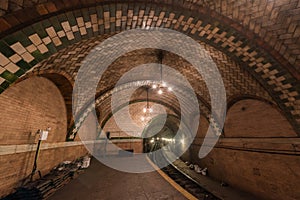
[
  {"x1": 0, "y1": 76, "x2": 67, "y2": 144},
  {"x1": 225, "y1": 98, "x2": 297, "y2": 138}
]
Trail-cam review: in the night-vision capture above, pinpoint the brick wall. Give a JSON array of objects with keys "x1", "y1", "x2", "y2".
[
  {"x1": 182, "y1": 99, "x2": 300, "y2": 200},
  {"x1": 225, "y1": 99, "x2": 297, "y2": 137},
  {"x1": 112, "y1": 141, "x2": 143, "y2": 154},
  {"x1": 0, "y1": 76, "x2": 67, "y2": 144},
  {"x1": 0, "y1": 76, "x2": 88, "y2": 197}
]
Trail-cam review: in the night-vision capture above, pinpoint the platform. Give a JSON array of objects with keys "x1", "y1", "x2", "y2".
[{"x1": 49, "y1": 157, "x2": 187, "y2": 200}]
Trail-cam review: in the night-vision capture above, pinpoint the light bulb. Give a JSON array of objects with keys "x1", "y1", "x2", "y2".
[
  {"x1": 158, "y1": 89, "x2": 163, "y2": 95},
  {"x1": 141, "y1": 116, "x2": 145, "y2": 121},
  {"x1": 143, "y1": 108, "x2": 147, "y2": 113},
  {"x1": 149, "y1": 108, "x2": 153, "y2": 113},
  {"x1": 168, "y1": 87, "x2": 172, "y2": 91},
  {"x1": 152, "y1": 84, "x2": 157, "y2": 89},
  {"x1": 162, "y1": 82, "x2": 167, "y2": 87}
]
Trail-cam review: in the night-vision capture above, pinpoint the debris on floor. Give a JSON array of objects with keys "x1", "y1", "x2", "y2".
[
  {"x1": 200, "y1": 167, "x2": 208, "y2": 176},
  {"x1": 81, "y1": 155, "x2": 91, "y2": 169},
  {"x1": 3, "y1": 155, "x2": 91, "y2": 200},
  {"x1": 221, "y1": 182, "x2": 229, "y2": 187},
  {"x1": 183, "y1": 161, "x2": 208, "y2": 176},
  {"x1": 194, "y1": 164, "x2": 201, "y2": 173}
]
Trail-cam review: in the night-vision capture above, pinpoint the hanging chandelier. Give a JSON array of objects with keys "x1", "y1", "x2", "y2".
[
  {"x1": 152, "y1": 50, "x2": 173, "y2": 95},
  {"x1": 141, "y1": 87, "x2": 153, "y2": 122}
]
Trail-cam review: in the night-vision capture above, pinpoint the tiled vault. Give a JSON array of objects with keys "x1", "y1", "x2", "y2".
[{"x1": 0, "y1": 1, "x2": 299, "y2": 135}]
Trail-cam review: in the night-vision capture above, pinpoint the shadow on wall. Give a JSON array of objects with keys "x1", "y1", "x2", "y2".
[{"x1": 182, "y1": 98, "x2": 300, "y2": 200}]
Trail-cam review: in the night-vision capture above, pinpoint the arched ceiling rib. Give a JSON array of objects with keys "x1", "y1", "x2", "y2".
[
  {"x1": 21, "y1": 34, "x2": 300, "y2": 133},
  {"x1": 0, "y1": 0, "x2": 299, "y2": 70},
  {"x1": 101, "y1": 101, "x2": 177, "y2": 138},
  {"x1": 0, "y1": 1, "x2": 299, "y2": 134}
]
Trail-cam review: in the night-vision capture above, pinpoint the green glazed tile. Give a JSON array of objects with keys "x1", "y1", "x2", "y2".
[
  {"x1": 144, "y1": 6, "x2": 151, "y2": 15},
  {"x1": 0, "y1": 41, "x2": 15, "y2": 57},
  {"x1": 122, "y1": 4, "x2": 128, "y2": 14},
  {"x1": 31, "y1": 50, "x2": 45, "y2": 61},
  {"x1": 57, "y1": 13, "x2": 68, "y2": 22},
  {"x1": 154, "y1": 7, "x2": 162, "y2": 16},
  {"x1": 0, "y1": 81, "x2": 10, "y2": 89},
  {"x1": 88, "y1": 7, "x2": 97, "y2": 15},
  {"x1": 110, "y1": 23, "x2": 115, "y2": 33},
  {"x1": 29, "y1": 59, "x2": 38, "y2": 67},
  {"x1": 3, "y1": 34, "x2": 19, "y2": 46},
  {"x1": 66, "y1": 12, "x2": 77, "y2": 26},
  {"x1": 1, "y1": 71, "x2": 18, "y2": 83},
  {"x1": 128, "y1": 3, "x2": 134, "y2": 10},
  {"x1": 41, "y1": 19, "x2": 52, "y2": 28},
  {"x1": 109, "y1": 4, "x2": 116, "y2": 17},
  {"x1": 60, "y1": 37, "x2": 69, "y2": 47},
  {"x1": 133, "y1": 4, "x2": 140, "y2": 16},
  {"x1": 99, "y1": 25, "x2": 104, "y2": 35},
  {"x1": 73, "y1": 32, "x2": 82, "y2": 42},
  {"x1": 49, "y1": 16, "x2": 63, "y2": 32},
  {"x1": 46, "y1": 43, "x2": 58, "y2": 54},
  {"x1": 16, "y1": 60, "x2": 32, "y2": 70},
  {"x1": 15, "y1": 31, "x2": 32, "y2": 47},
  {"x1": 42, "y1": 52, "x2": 51, "y2": 60},
  {"x1": 22, "y1": 26, "x2": 35, "y2": 36},
  {"x1": 116, "y1": 3, "x2": 123, "y2": 11},
  {"x1": 96, "y1": 5, "x2": 104, "y2": 19},
  {"x1": 14, "y1": 69, "x2": 25, "y2": 77},
  {"x1": 87, "y1": 28, "x2": 93, "y2": 38},
  {"x1": 103, "y1": 5, "x2": 109, "y2": 12},
  {"x1": 82, "y1": 8, "x2": 90, "y2": 21},
  {"x1": 73, "y1": 10, "x2": 82, "y2": 18},
  {"x1": 32, "y1": 23, "x2": 48, "y2": 38}
]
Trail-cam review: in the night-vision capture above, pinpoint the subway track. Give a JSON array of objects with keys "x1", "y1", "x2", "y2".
[{"x1": 148, "y1": 144, "x2": 220, "y2": 200}]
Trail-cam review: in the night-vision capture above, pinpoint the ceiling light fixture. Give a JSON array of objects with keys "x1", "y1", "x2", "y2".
[
  {"x1": 152, "y1": 50, "x2": 173, "y2": 95},
  {"x1": 141, "y1": 87, "x2": 153, "y2": 122}
]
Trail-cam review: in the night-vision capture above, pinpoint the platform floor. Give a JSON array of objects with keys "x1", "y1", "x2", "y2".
[{"x1": 49, "y1": 157, "x2": 187, "y2": 200}]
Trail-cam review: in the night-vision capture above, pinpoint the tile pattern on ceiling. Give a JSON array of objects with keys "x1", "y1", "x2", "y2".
[
  {"x1": 30, "y1": 38, "x2": 275, "y2": 139},
  {"x1": 0, "y1": 0, "x2": 300, "y2": 68},
  {"x1": 0, "y1": 3, "x2": 299, "y2": 132},
  {"x1": 0, "y1": 1, "x2": 299, "y2": 69},
  {"x1": 68, "y1": 80, "x2": 221, "y2": 140}
]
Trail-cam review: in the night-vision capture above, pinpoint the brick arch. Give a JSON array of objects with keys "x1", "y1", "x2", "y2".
[
  {"x1": 99, "y1": 99, "x2": 181, "y2": 130},
  {"x1": 19, "y1": 70, "x2": 74, "y2": 130},
  {"x1": 0, "y1": 1, "x2": 298, "y2": 71},
  {"x1": 99, "y1": 90, "x2": 214, "y2": 131},
  {"x1": 227, "y1": 94, "x2": 276, "y2": 112},
  {"x1": 142, "y1": 114, "x2": 182, "y2": 134},
  {"x1": 0, "y1": 75, "x2": 68, "y2": 144},
  {"x1": 0, "y1": 2, "x2": 299, "y2": 133},
  {"x1": 224, "y1": 98, "x2": 298, "y2": 138},
  {"x1": 226, "y1": 94, "x2": 298, "y2": 133},
  {"x1": 69, "y1": 80, "x2": 216, "y2": 141}
]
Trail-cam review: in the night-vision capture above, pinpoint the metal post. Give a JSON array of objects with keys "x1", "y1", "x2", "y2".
[{"x1": 30, "y1": 139, "x2": 42, "y2": 181}]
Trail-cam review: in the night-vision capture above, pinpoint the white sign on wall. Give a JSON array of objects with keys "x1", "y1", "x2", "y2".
[{"x1": 39, "y1": 130, "x2": 48, "y2": 141}]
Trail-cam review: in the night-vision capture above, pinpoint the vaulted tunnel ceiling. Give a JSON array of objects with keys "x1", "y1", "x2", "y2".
[{"x1": 0, "y1": 0, "x2": 299, "y2": 136}]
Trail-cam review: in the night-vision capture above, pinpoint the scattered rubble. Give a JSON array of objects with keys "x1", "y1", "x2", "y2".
[
  {"x1": 184, "y1": 161, "x2": 208, "y2": 176},
  {"x1": 3, "y1": 155, "x2": 91, "y2": 200}
]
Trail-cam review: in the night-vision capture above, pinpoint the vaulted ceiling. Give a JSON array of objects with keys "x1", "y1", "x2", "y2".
[{"x1": 0, "y1": 0, "x2": 299, "y2": 136}]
